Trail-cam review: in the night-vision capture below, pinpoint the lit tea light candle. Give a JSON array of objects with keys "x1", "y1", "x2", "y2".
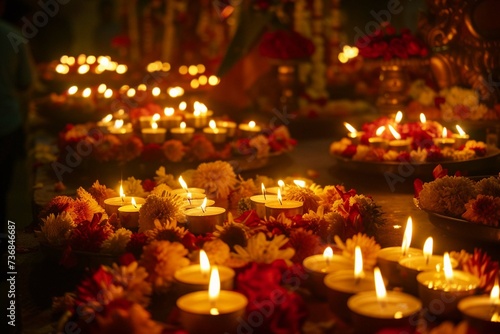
[
  {"x1": 238, "y1": 120, "x2": 261, "y2": 137},
  {"x1": 433, "y1": 127, "x2": 455, "y2": 149},
  {"x1": 174, "y1": 250, "x2": 235, "y2": 296},
  {"x1": 158, "y1": 107, "x2": 182, "y2": 130},
  {"x1": 398, "y1": 237, "x2": 458, "y2": 296},
  {"x1": 139, "y1": 113, "x2": 161, "y2": 129},
  {"x1": 104, "y1": 184, "x2": 145, "y2": 216},
  {"x1": 185, "y1": 198, "x2": 226, "y2": 234},
  {"x1": 347, "y1": 267, "x2": 422, "y2": 333},
  {"x1": 185, "y1": 102, "x2": 211, "y2": 128},
  {"x1": 293, "y1": 179, "x2": 306, "y2": 188},
  {"x1": 216, "y1": 120, "x2": 237, "y2": 137},
  {"x1": 303, "y1": 246, "x2": 353, "y2": 299},
  {"x1": 417, "y1": 252, "x2": 480, "y2": 319},
  {"x1": 324, "y1": 247, "x2": 376, "y2": 319},
  {"x1": 458, "y1": 280, "x2": 500, "y2": 333},
  {"x1": 177, "y1": 266, "x2": 248, "y2": 334},
  {"x1": 141, "y1": 121, "x2": 166, "y2": 144},
  {"x1": 108, "y1": 119, "x2": 133, "y2": 141},
  {"x1": 344, "y1": 122, "x2": 364, "y2": 145},
  {"x1": 266, "y1": 180, "x2": 286, "y2": 195},
  {"x1": 118, "y1": 197, "x2": 142, "y2": 230},
  {"x1": 264, "y1": 189, "x2": 303, "y2": 218},
  {"x1": 97, "y1": 114, "x2": 113, "y2": 133},
  {"x1": 170, "y1": 176, "x2": 206, "y2": 195},
  {"x1": 453, "y1": 125, "x2": 470, "y2": 148},
  {"x1": 171, "y1": 122, "x2": 195, "y2": 143},
  {"x1": 368, "y1": 126, "x2": 389, "y2": 149},
  {"x1": 394, "y1": 110, "x2": 403, "y2": 124},
  {"x1": 388, "y1": 125, "x2": 411, "y2": 152},
  {"x1": 250, "y1": 184, "x2": 278, "y2": 218},
  {"x1": 67, "y1": 85, "x2": 78, "y2": 96},
  {"x1": 203, "y1": 120, "x2": 227, "y2": 144},
  {"x1": 377, "y1": 217, "x2": 423, "y2": 288}
]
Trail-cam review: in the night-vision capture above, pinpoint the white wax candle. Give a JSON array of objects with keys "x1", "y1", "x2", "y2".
[
  {"x1": 265, "y1": 200, "x2": 303, "y2": 218},
  {"x1": 368, "y1": 137, "x2": 389, "y2": 149},
  {"x1": 377, "y1": 247, "x2": 423, "y2": 287},
  {"x1": 141, "y1": 127, "x2": 166, "y2": 144},
  {"x1": 217, "y1": 121, "x2": 237, "y2": 137},
  {"x1": 303, "y1": 254, "x2": 354, "y2": 274},
  {"x1": 170, "y1": 126, "x2": 195, "y2": 143},
  {"x1": 250, "y1": 194, "x2": 278, "y2": 218},
  {"x1": 118, "y1": 203, "x2": 142, "y2": 229},
  {"x1": 399, "y1": 255, "x2": 457, "y2": 272},
  {"x1": 104, "y1": 196, "x2": 145, "y2": 216},
  {"x1": 182, "y1": 198, "x2": 215, "y2": 210},
  {"x1": 458, "y1": 295, "x2": 500, "y2": 323},
  {"x1": 158, "y1": 115, "x2": 182, "y2": 130},
  {"x1": 417, "y1": 270, "x2": 479, "y2": 292},
  {"x1": 108, "y1": 126, "x2": 133, "y2": 141},
  {"x1": 388, "y1": 139, "x2": 411, "y2": 152},
  {"x1": 348, "y1": 291, "x2": 422, "y2": 318},
  {"x1": 324, "y1": 270, "x2": 375, "y2": 294},
  {"x1": 170, "y1": 187, "x2": 206, "y2": 195},
  {"x1": 203, "y1": 127, "x2": 227, "y2": 144},
  {"x1": 185, "y1": 207, "x2": 226, "y2": 235},
  {"x1": 238, "y1": 122, "x2": 261, "y2": 137},
  {"x1": 174, "y1": 264, "x2": 235, "y2": 287}
]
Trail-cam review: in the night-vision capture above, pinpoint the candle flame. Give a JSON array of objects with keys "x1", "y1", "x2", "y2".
[
  {"x1": 119, "y1": 183, "x2": 125, "y2": 199},
  {"x1": 200, "y1": 197, "x2": 208, "y2": 213},
  {"x1": 164, "y1": 107, "x2": 174, "y2": 117},
  {"x1": 423, "y1": 237, "x2": 433, "y2": 264},
  {"x1": 168, "y1": 86, "x2": 184, "y2": 98},
  {"x1": 395, "y1": 111, "x2": 403, "y2": 124},
  {"x1": 131, "y1": 197, "x2": 137, "y2": 208},
  {"x1": 490, "y1": 279, "x2": 499, "y2": 304},
  {"x1": 114, "y1": 119, "x2": 124, "y2": 129},
  {"x1": 82, "y1": 87, "x2": 91, "y2": 98},
  {"x1": 401, "y1": 217, "x2": 413, "y2": 256},
  {"x1": 127, "y1": 88, "x2": 136, "y2": 97},
  {"x1": 277, "y1": 189, "x2": 283, "y2": 205},
  {"x1": 152, "y1": 113, "x2": 161, "y2": 122},
  {"x1": 354, "y1": 246, "x2": 364, "y2": 280},
  {"x1": 492, "y1": 312, "x2": 500, "y2": 322},
  {"x1": 178, "y1": 176, "x2": 188, "y2": 191},
  {"x1": 323, "y1": 246, "x2": 333, "y2": 265},
  {"x1": 388, "y1": 124, "x2": 401, "y2": 140},
  {"x1": 420, "y1": 113, "x2": 427, "y2": 124},
  {"x1": 101, "y1": 114, "x2": 113, "y2": 123},
  {"x1": 375, "y1": 126, "x2": 386, "y2": 137},
  {"x1": 152, "y1": 87, "x2": 161, "y2": 97},
  {"x1": 199, "y1": 250, "x2": 211, "y2": 276},
  {"x1": 186, "y1": 192, "x2": 192, "y2": 205},
  {"x1": 344, "y1": 122, "x2": 357, "y2": 134},
  {"x1": 179, "y1": 101, "x2": 187, "y2": 110},
  {"x1": 293, "y1": 180, "x2": 306, "y2": 188},
  {"x1": 443, "y1": 252, "x2": 454, "y2": 282},
  {"x1": 98, "y1": 84, "x2": 107, "y2": 94},
  {"x1": 151, "y1": 121, "x2": 158, "y2": 130},
  {"x1": 208, "y1": 266, "x2": 220, "y2": 313},
  {"x1": 180, "y1": 122, "x2": 186, "y2": 129},
  {"x1": 261, "y1": 183, "x2": 266, "y2": 198},
  {"x1": 278, "y1": 180, "x2": 285, "y2": 189},
  {"x1": 442, "y1": 127, "x2": 448, "y2": 138},
  {"x1": 456, "y1": 125, "x2": 466, "y2": 136},
  {"x1": 248, "y1": 121, "x2": 256, "y2": 129},
  {"x1": 68, "y1": 86, "x2": 78, "y2": 95},
  {"x1": 78, "y1": 64, "x2": 90, "y2": 74},
  {"x1": 374, "y1": 267, "x2": 387, "y2": 302},
  {"x1": 209, "y1": 120, "x2": 217, "y2": 130}
]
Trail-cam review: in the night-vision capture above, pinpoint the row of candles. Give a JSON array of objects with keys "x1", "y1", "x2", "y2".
[
  {"x1": 344, "y1": 111, "x2": 471, "y2": 151},
  {"x1": 99, "y1": 107, "x2": 263, "y2": 145},
  {"x1": 302, "y1": 217, "x2": 498, "y2": 333}
]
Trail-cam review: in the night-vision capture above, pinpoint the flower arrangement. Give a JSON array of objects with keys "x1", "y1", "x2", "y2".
[
  {"x1": 258, "y1": 29, "x2": 315, "y2": 60},
  {"x1": 415, "y1": 165, "x2": 500, "y2": 227},
  {"x1": 407, "y1": 80, "x2": 500, "y2": 121},
  {"x1": 329, "y1": 115, "x2": 494, "y2": 163},
  {"x1": 356, "y1": 24, "x2": 429, "y2": 60},
  {"x1": 56, "y1": 121, "x2": 295, "y2": 165}
]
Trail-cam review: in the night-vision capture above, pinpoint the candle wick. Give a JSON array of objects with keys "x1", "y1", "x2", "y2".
[
  {"x1": 263, "y1": 191, "x2": 266, "y2": 201},
  {"x1": 278, "y1": 198, "x2": 282, "y2": 206},
  {"x1": 425, "y1": 256, "x2": 430, "y2": 266},
  {"x1": 354, "y1": 277, "x2": 361, "y2": 286},
  {"x1": 201, "y1": 206, "x2": 206, "y2": 214},
  {"x1": 187, "y1": 198, "x2": 192, "y2": 205},
  {"x1": 325, "y1": 258, "x2": 330, "y2": 267}
]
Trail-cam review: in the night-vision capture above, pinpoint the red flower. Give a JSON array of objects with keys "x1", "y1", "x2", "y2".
[
  {"x1": 125, "y1": 232, "x2": 149, "y2": 258},
  {"x1": 432, "y1": 164, "x2": 448, "y2": 179},
  {"x1": 341, "y1": 144, "x2": 357, "y2": 158},
  {"x1": 140, "y1": 143, "x2": 164, "y2": 161},
  {"x1": 141, "y1": 179, "x2": 156, "y2": 192},
  {"x1": 119, "y1": 253, "x2": 136, "y2": 266},
  {"x1": 234, "y1": 210, "x2": 262, "y2": 228},
  {"x1": 70, "y1": 213, "x2": 113, "y2": 252},
  {"x1": 259, "y1": 30, "x2": 315, "y2": 60},
  {"x1": 75, "y1": 266, "x2": 114, "y2": 307}
]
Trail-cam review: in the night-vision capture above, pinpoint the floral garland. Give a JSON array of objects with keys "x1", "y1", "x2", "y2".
[
  {"x1": 56, "y1": 121, "x2": 296, "y2": 164},
  {"x1": 415, "y1": 165, "x2": 500, "y2": 227},
  {"x1": 41, "y1": 161, "x2": 498, "y2": 333},
  {"x1": 329, "y1": 116, "x2": 494, "y2": 163}
]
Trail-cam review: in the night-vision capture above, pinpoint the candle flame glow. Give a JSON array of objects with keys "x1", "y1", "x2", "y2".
[
  {"x1": 423, "y1": 237, "x2": 433, "y2": 264},
  {"x1": 78, "y1": 64, "x2": 90, "y2": 74},
  {"x1": 293, "y1": 180, "x2": 306, "y2": 188},
  {"x1": 152, "y1": 87, "x2": 161, "y2": 97},
  {"x1": 152, "y1": 113, "x2": 161, "y2": 122},
  {"x1": 199, "y1": 250, "x2": 211, "y2": 276},
  {"x1": 180, "y1": 122, "x2": 186, "y2": 129},
  {"x1": 164, "y1": 107, "x2": 174, "y2": 117},
  {"x1": 131, "y1": 197, "x2": 137, "y2": 208},
  {"x1": 82, "y1": 88, "x2": 91, "y2": 98},
  {"x1": 114, "y1": 119, "x2": 124, "y2": 129},
  {"x1": 104, "y1": 88, "x2": 113, "y2": 98},
  {"x1": 375, "y1": 126, "x2": 386, "y2": 137},
  {"x1": 68, "y1": 86, "x2": 78, "y2": 95},
  {"x1": 127, "y1": 88, "x2": 136, "y2": 97},
  {"x1": 277, "y1": 189, "x2": 283, "y2": 205},
  {"x1": 395, "y1": 111, "x2": 403, "y2": 124},
  {"x1": 490, "y1": 279, "x2": 499, "y2": 305},
  {"x1": 443, "y1": 252, "x2": 454, "y2": 282},
  {"x1": 374, "y1": 267, "x2": 387, "y2": 302},
  {"x1": 401, "y1": 217, "x2": 413, "y2": 256},
  {"x1": 179, "y1": 101, "x2": 187, "y2": 111},
  {"x1": 456, "y1": 125, "x2": 466, "y2": 136},
  {"x1": 151, "y1": 122, "x2": 158, "y2": 130},
  {"x1": 278, "y1": 180, "x2": 285, "y2": 189},
  {"x1": 354, "y1": 246, "x2": 364, "y2": 280},
  {"x1": 343, "y1": 122, "x2": 357, "y2": 134},
  {"x1": 200, "y1": 197, "x2": 207, "y2": 213},
  {"x1": 323, "y1": 246, "x2": 333, "y2": 262},
  {"x1": 248, "y1": 121, "x2": 256, "y2": 129},
  {"x1": 420, "y1": 113, "x2": 427, "y2": 124},
  {"x1": 119, "y1": 184, "x2": 125, "y2": 199},
  {"x1": 388, "y1": 124, "x2": 401, "y2": 140},
  {"x1": 261, "y1": 183, "x2": 266, "y2": 198},
  {"x1": 209, "y1": 120, "x2": 217, "y2": 130},
  {"x1": 492, "y1": 312, "x2": 500, "y2": 322},
  {"x1": 442, "y1": 127, "x2": 448, "y2": 138},
  {"x1": 97, "y1": 84, "x2": 107, "y2": 94},
  {"x1": 101, "y1": 114, "x2": 113, "y2": 123},
  {"x1": 179, "y1": 176, "x2": 188, "y2": 191},
  {"x1": 208, "y1": 266, "x2": 220, "y2": 315}
]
